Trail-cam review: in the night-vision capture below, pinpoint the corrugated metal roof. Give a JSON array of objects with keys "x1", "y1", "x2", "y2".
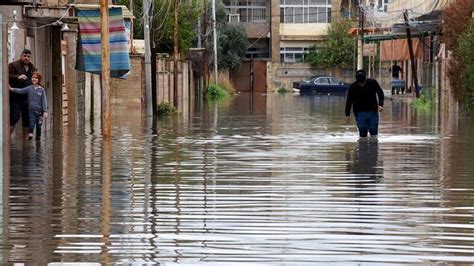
[{"x1": 363, "y1": 32, "x2": 429, "y2": 42}]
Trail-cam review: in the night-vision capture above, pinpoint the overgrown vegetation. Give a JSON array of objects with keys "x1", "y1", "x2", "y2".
[
  {"x1": 305, "y1": 18, "x2": 356, "y2": 68},
  {"x1": 411, "y1": 87, "x2": 435, "y2": 111},
  {"x1": 213, "y1": 71, "x2": 236, "y2": 95},
  {"x1": 206, "y1": 83, "x2": 229, "y2": 100},
  {"x1": 459, "y1": 21, "x2": 474, "y2": 111},
  {"x1": 442, "y1": 0, "x2": 473, "y2": 101},
  {"x1": 412, "y1": 95, "x2": 433, "y2": 111},
  {"x1": 157, "y1": 102, "x2": 177, "y2": 116}
]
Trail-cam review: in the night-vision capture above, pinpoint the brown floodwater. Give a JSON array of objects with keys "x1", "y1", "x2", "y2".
[{"x1": 4, "y1": 92, "x2": 474, "y2": 264}]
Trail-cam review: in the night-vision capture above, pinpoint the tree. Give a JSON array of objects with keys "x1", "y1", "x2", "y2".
[
  {"x1": 217, "y1": 24, "x2": 249, "y2": 71},
  {"x1": 204, "y1": 0, "x2": 249, "y2": 72},
  {"x1": 459, "y1": 22, "x2": 474, "y2": 111},
  {"x1": 442, "y1": 0, "x2": 473, "y2": 100},
  {"x1": 305, "y1": 18, "x2": 356, "y2": 68},
  {"x1": 115, "y1": 0, "x2": 203, "y2": 54},
  {"x1": 152, "y1": 0, "x2": 203, "y2": 53}
]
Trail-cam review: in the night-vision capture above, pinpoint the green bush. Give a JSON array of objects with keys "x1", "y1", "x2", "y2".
[
  {"x1": 278, "y1": 87, "x2": 289, "y2": 94},
  {"x1": 157, "y1": 102, "x2": 177, "y2": 116},
  {"x1": 206, "y1": 83, "x2": 229, "y2": 100},
  {"x1": 412, "y1": 94, "x2": 433, "y2": 111}
]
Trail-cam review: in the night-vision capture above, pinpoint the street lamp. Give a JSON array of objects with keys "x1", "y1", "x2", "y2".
[{"x1": 10, "y1": 10, "x2": 19, "y2": 30}]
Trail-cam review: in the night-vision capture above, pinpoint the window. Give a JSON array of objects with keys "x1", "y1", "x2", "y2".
[
  {"x1": 315, "y1": 78, "x2": 329, "y2": 84},
  {"x1": 280, "y1": 47, "x2": 310, "y2": 63},
  {"x1": 280, "y1": 0, "x2": 331, "y2": 23},
  {"x1": 224, "y1": 0, "x2": 267, "y2": 23},
  {"x1": 377, "y1": 0, "x2": 391, "y2": 12},
  {"x1": 328, "y1": 77, "x2": 340, "y2": 84},
  {"x1": 246, "y1": 47, "x2": 270, "y2": 59}
]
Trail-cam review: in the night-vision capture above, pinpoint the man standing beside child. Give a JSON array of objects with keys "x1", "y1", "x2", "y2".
[{"x1": 9, "y1": 49, "x2": 37, "y2": 139}]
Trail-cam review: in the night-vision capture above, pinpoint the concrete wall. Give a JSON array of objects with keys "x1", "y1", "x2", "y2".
[
  {"x1": 63, "y1": 25, "x2": 78, "y2": 132},
  {"x1": 271, "y1": 0, "x2": 280, "y2": 62},
  {"x1": 1, "y1": 14, "x2": 8, "y2": 154},
  {"x1": 156, "y1": 59, "x2": 192, "y2": 114},
  {"x1": 280, "y1": 23, "x2": 329, "y2": 40},
  {"x1": 267, "y1": 62, "x2": 355, "y2": 91},
  {"x1": 246, "y1": 22, "x2": 270, "y2": 38},
  {"x1": 2, "y1": 6, "x2": 25, "y2": 63},
  {"x1": 109, "y1": 56, "x2": 194, "y2": 115}
]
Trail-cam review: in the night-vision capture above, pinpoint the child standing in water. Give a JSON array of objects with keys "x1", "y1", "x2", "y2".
[{"x1": 10, "y1": 71, "x2": 48, "y2": 140}]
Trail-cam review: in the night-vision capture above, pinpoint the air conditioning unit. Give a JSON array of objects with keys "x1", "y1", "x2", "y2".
[{"x1": 228, "y1": 14, "x2": 240, "y2": 23}]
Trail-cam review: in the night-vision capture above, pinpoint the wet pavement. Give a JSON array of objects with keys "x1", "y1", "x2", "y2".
[{"x1": 4, "y1": 92, "x2": 474, "y2": 264}]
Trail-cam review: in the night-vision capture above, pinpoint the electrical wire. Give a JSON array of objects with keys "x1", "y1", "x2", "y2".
[{"x1": 247, "y1": 28, "x2": 270, "y2": 49}]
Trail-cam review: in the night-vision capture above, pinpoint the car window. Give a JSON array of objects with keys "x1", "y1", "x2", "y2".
[
  {"x1": 315, "y1": 78, "x2": 329, "y2": 84},
  {"x1": 328, "y1": 77, "x2": 341, "y2": 84}
]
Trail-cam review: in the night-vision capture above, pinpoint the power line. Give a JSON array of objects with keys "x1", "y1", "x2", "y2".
[{"x1": 2, "y1": 0, "x2": 78, "y2": 30}]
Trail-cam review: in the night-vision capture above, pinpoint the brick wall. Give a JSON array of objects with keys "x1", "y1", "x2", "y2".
[
  {"x1": 110, "y1": 55, "x2": 143, "y2": 109},
  {"x1": 109, "y1": 55, "x2": 194, "y2": 113}
]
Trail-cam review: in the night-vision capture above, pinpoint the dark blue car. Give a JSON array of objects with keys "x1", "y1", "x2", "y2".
[{"x1": 293, "y1": 76, "x2": 350, "y2": 95}]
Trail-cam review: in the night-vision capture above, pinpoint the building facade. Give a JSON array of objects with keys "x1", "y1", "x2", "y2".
[{"x1": 224, "y1": 0, "x2": 336, "y2": 63}]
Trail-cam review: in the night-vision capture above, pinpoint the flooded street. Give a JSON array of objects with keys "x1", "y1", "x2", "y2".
[{"x1": 4, "y1": 93, "x2": 474, "y2": 264}]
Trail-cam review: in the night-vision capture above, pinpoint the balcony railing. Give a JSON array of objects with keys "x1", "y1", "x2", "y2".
[{"x1": 226, "y1": 7, "x2": 267, "y2": 22}]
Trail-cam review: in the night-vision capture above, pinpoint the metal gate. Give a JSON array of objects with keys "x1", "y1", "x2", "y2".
[{"x1": 232, "y1": 60, "x2": 267, "y2": 93}]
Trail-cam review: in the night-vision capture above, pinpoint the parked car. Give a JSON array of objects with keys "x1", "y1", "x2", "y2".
[{"x1": 293, "y1": 76, "x2": 350, "y2": 94}]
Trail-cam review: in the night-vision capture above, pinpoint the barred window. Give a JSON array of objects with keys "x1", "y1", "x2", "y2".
[
  {"x1": 377, "y1": 0, "x2": 391, "y2": 12},
  {"x1": 224, "y1": 0, "x2": 267, "y2": 23},
  {"x1": 280, "y1": 47, "x2": 310, "y2": 63},
  {"x1": 280, "y1": 0, "x2": 331, "y2": 23}
]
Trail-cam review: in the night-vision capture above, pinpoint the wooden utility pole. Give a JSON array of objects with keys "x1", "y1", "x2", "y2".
[
  {"x1": 173, "y1": 0, "x2": 179, "y2": 108},
  {"x1": 150, "y1": 1, "x2": 157, "y2": 116},
  {"x1": 203, "y1": 2, "x2": 209, "y2": 92},
  {"x1": 403, "y1": 10, "x2": 420, "y2": 98},
  {"x1": 100, "y1": 0, "x2": 111, "y2": 138},
  {"x1": 129, "y1": 0, "x2": 134, "y2": 53},
  {"x1": 211, "y1": 0, "x2": 218, "y2": 83}
]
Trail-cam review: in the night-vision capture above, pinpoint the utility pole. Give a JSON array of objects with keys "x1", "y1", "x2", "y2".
[
  {"x1": 129, "y1": 0, "x2": 134, "y2": 53},
  {"x1": 203, "y1": 2, "x2": 209, "y2": 91},
  {"x1": 150, "y1": 4, "x2": 157, "y2": 116},
  {"x1": 211, "y1": 0, "x2": 218, "y2": 84},
  {"x1": 143, "y1": 0, "x2": 153, "y2": 116},
  {"x1": 357, "y1": 3, "x2": 364, "y2": 71},
  {"x1": 403, "y1": 10, "x2": 420, "y2": 98},
  {"x1": 197, "y1": 18, "x2": 202, "y2": 48},
  {"x1": 349, "y1": 0, "x2": 352, "y2": 18},
  {"x1": 173, "y1": 0, "x2": 179, "y2": 108},
  {"x1": 100, "y1": 0, "x2": 111, "y2": 138}
]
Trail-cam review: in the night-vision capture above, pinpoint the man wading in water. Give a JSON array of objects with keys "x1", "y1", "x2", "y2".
[{"x1": 345, "y1": 69, "x2": 384, "y2": 138}]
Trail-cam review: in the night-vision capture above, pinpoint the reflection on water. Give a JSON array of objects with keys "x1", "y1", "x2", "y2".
[
  {"x1": 3, "y1": 94, "x2": 474, "y2": 264},
  {"x1": 347, "y1": 139, "x2": 382, "y2": 193}
]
